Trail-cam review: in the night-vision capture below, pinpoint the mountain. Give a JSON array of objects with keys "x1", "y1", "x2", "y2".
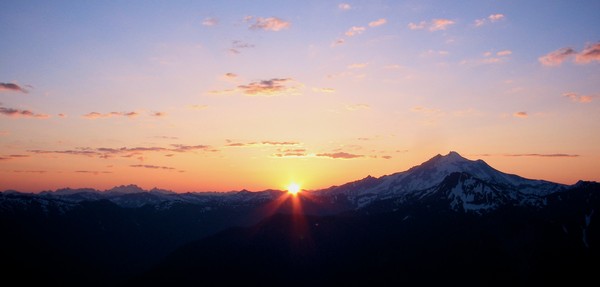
[
  {"x1": 1, "y1": 151, "x2": 598, "y2": 286},
  {"x1": 320, "y1": 151, "x2": 566, "y2": 212}
]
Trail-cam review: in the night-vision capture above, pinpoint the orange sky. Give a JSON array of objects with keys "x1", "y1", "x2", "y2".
[{"x1": 1, "y1": 1, "x2": 599, "y2": 192}]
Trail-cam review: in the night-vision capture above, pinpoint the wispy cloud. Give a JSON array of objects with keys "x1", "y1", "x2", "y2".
[
  {"x1": 316, "y1": 152, "x2": 364, "y2": 159},
  {"x1": 575, "y1": 42, "x2": 600, "y2": 64},
  {"x1": 151, "y1": 112, "x2": 166, "y2": 117},
  {"x1": 345, "y1": 26, "x2": 366, "y2": 37},
  {"x1": 313, "y1": 87, "x2": 335, "y2": 93},
  {"x1": 272, "y1": 148, "x2": 308, "y2": 158},
  {"x1": 237, "y1": 78, "x2": 297, "y2": 96},
  {"x1": 345, "y1": 104, "x2": 370, "y2": 111},
  {"x1": 513, "y1": 111, "x2": 528, "y2": 118},
  {"x1": 348, "y1": 63, "x2": 368, "y2": 69},
  {"x1": 0, "y1": 154, "x2": 30, "y2": 161},
  {"x1": 226, "y1": 140, "x2": 300, "y2": 147},
  {"x1": 28, "y1": 144, "x2": 215, "y2": 159},
  {"x1": 563, "y1": 92, "x2": 594, "y2": 103},
  {"x1": 474, "y1": 13, "x2": 505, "y2": 27},
  {"x1": 0, "y1": 82, "x2": 28, "y2": 93},
  {"x1": 496, "y1": 50, "x2": 512, "y2": 56},
  {"x1": 0, "y1": 105, "x2": 49, "y2": 119},
  {"x1": 130, "y1": 164, "x2": 177, "y2": 170},
  {"x1": 246, "y1": 16, "x2": 291, "y2": 31},
  {"x1": 331, "y1": 38, "x2": 345, "y2": 47},
  {"x1": 503, "y1": 153, "x2": 579, "y2": 158},
  {"x1": 229, "y1": 40, "x2": 255, "y2": 54},
  {"x1": 83, "y1": 111, "x2": 138, "y2": 119},
  {"x1": 75, "y1": 170, "x2": 112, "y2": 175},
  {"x1": 539, "y1": 47, "x2": 576, "y2": 66},
  {"x1": 369, "y1": 18, "x2": 387, "y2": 27},
  {"x1": 539, "y1": 42, "x2": 600, "y2": 66},
  {"x1": 202, "y1": 17, "x2": 218, "y2": 26},
  {"x1": 409, "y1": 18, "x2": 455, "y2": 31},
  {"x1": 338, "y1": 3, "x2": 351, "y2": 11},
  {"x1": 224, "y1": 73, "x2": 238, "y2": 79}
]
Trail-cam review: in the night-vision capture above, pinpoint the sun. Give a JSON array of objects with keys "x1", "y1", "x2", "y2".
[{"x1": 287, "y1": 183, "x2": 301, "y2": 195}]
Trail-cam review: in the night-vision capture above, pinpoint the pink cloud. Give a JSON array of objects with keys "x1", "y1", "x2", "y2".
[
  {"x1": 0, "y1": 105, "x2": 49, "y2": 119},
  {"x1": 202, "y1": 17, "x2": 218, "y2": 26},
  {"x1": 345, "y1": 26, "x2": 366, "y2": 37},
  {"x1": 430, "y1": 19, "x2": 455, "y2": 31},
  {"x1": 488, "y1": 14, "x2": 505, "y2": 22},
  {"x1": 575, "y1": 42, "x2": 600, "y2": 64},
  {"x1": 338, "y1": 3, "x2": 351, "y2": 10},
  {"x1": 409, "y1": 19, "x2": 455, "y2": 31},
  {"x1": 538, "y1": 47, "x2": 576, "y2": 66},
  {"x1": 237, "y1": 78, "x2": 297, "y2": 96},
  {"x1": 83, "y1": 111, "x2": 139, "y2": 119},
  {"x1": 563, "y1": 92, "x2": 594, "y2": 103},
  {"x1": 497, "y1": 50, "x2": 512, "y2": 56},
  {"x1": 248, "y1": 17, "x2": 291, "y2": 31},
  {"x1": 0, "y1": 82, "x2": 28, "y2": 93},
  {"x1": 369, "y1": 18, "x2": 387, "y2": 27},
  {"x1": 513, "y1": 111, "x2": 528, "y2": 118},
  {"x1": 316, "y1": 152, "x2": 364, "y2": 159}
]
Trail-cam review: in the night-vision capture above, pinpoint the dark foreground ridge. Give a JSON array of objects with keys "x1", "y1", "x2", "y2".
[{"x1": 1, "y1": 152, "x2": 598, "y2": 286}]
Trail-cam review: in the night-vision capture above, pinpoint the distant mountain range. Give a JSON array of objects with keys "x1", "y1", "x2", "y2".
[{"x1": 1, "y1": 152, "x2": 598, "y2": 286}]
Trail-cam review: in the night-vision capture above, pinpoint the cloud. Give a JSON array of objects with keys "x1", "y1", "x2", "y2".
[
  {"x1": 345, "y1": 26, "x2": 366, "y2": 37},
  {"x1": 503, "y1": 153, "x2": 579, "y2": 158},
  {"x1": 538, "y1": 47, "x2": 576, "y2": 66},
  {"x1": 154, "y1": 136, "x2": 179, "y2": 140},
  {"x1": 381, "y1": 155, "x2": 392, "y2": 159},
  {"x1": 316, "y1": 152, "x2": 364, "y2": 159},
  {"x1": 348, "y1": 63, "x2": 368, "y2": 69},
  {"x1": 408, "y1": 21, "x2": 427, "y2": 30},
  {"x1": 224, "y1": 73, "x2": 237, "y2": 79},
  {"x1": 430, "y1": 19, "x2": 455, "y2": 31},
  {"x1": 563, "y1": 92, "x2": 594, "y2": 103},
  {"x1": 331, "y1": 38, "x2": 345, "y2": 47},
  {"x1": 345, "y1": 104, "x2": 370, "y2": 111},
  {"x1": 151, "y1": 112, "x2": 166, "y2": 117},
  {"x1": 12, "y1": 170, "x2": 47, "y2": 174},
  {"x1": 75, "y1": 170, "x2": 112, "y2": 175},
  {"x1": 409, "y1": 19, "x2": 455, "y2": 31},
  {"x1": 226, "y1": 140, "x2": 300, "y2": 147},
  {"x1": 130, "y1": 164, "x2": 177, "y2": 170},
  {"x1": 28, "y1": 144, "x2": 215, "y2": 159},
  {"x1": 497, "y1": 50, "x2": 512, "y2": 56},
  {"x1": 272, "y1": 148, "x2": 308, "y2": 158},
  {"x1": 229, "y1": 40, "x2": 255, "y2": 54},
  {"x1": 0, "y1": 82, "x2": 28, "y2": 93},
  {"x1": 247, "y1": 17, "x2": 291, "y2": 31},
  {"x1": 369, "y1": 18, "x2": 387, "y2": 27},
  {"x1": 488, "y1": 14, "x2": 505, "y2": 22},
  {"x1": 338, "y1": 3, "x2": 351, "y2": 10},
  {"x1": 474, "y1": 13, "x2": 505, "y2": 27},
  {"x1": 474, "y1": 19, "x2": 486, "y2": 27},
  {"x1": 313, "y1": 87, "x2": 335, "y2": 93},
  {"x1": 575, "y1": 42, "x2": 600, "y2": 64},
  {"x1": 237, "y1": 78, "x2": 297, "y2": 96},
  {"x1": 513, "y1": 111, "x2": 528, "y2": 118},
  {"x1": 0, "y1": 105, "x2": 49, "y2": 119},
  {"x1": 0, "y1": 154, "x2": 30, "y2": 161},
  {"x1": 202, "y1": 17, "x2": 218, "y2": 26},
  {"x1": 83, "y1": 111, "x2": 138, "y2": 119}
]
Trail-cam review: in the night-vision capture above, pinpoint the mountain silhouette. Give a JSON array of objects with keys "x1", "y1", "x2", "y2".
[{"x1": 1, "y1": 152, "x2": 598, "y2": 286}]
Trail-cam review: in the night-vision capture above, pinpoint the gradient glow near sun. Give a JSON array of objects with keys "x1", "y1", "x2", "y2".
[{"x1": 287, "y1": 183, "x2": 301, "y2": 195}]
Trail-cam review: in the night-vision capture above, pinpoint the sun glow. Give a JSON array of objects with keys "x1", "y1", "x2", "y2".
[{"x1": 287, "y1": 183, "x2": 301, "y2": 195}]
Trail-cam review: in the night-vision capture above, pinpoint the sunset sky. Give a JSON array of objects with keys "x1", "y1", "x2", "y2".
[{"x1": 1, "y1": 1, "x2": 599, "y2": 192}]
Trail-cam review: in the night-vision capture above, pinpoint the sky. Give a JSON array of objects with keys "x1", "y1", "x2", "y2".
[{"x1": 1, "y1": 0, "x2": 599, "y2": 192}]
